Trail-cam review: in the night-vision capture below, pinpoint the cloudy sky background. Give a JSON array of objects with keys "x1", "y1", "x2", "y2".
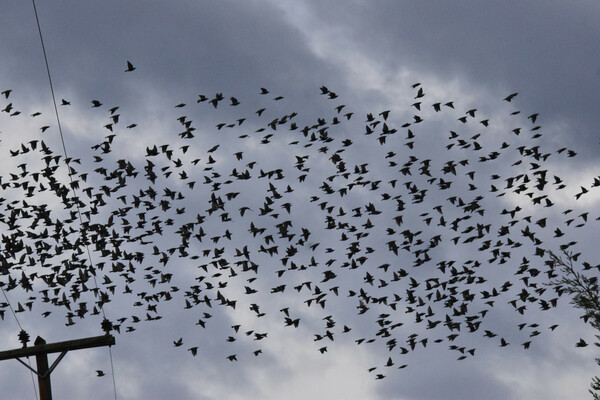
[{"x1": 0, "y1": 1, "x2": 599, "y2": 399}]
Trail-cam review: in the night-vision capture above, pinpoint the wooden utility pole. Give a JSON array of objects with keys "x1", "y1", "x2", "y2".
[
  {"x1": 35, "y1": 337, "x2": 52, "y2": 400},
  {"x1": 0, "y1": 334, "x2": 115, "y2": 400}
]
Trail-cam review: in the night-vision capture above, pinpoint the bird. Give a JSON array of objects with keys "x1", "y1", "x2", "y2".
[
  {"x1": 125, "y1": 61, "x2": 136, "y2": 72},
  {"x1": 96, "y1": 370, "x2": 105, "y2": 377}
]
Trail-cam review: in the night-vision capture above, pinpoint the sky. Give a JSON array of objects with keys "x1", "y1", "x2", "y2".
[{"x1": 0, "y1": 1, "x2": 599, "y2": 399}]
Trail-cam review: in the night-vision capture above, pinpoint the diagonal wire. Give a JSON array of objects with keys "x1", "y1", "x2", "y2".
[
  {"x1": 1, "y1": 286, "x2": 24, "y2": 332},
  {"x1": 1, "y1": 286, "x2": 39, "y2": 400},
  {"x1": 108, "y1": 345, "x2": 118, "y2": 400},
  {"x1": 31, "y1": 0, "x2": 108, "y2": 326},
  {"x1": 30, "y1": 1, "x2": 118, "y2": 398},
  {"x1": 30, "y1": 0, "x2": 69, "y2": 160}
]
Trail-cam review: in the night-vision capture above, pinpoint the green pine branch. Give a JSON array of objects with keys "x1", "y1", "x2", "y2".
[{"x1": 548, "y1": 250, "x2": 600, "y2": 399}]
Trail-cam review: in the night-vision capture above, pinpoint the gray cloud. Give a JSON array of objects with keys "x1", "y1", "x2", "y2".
[{"x1": 0, "y1": 2, "x2": 598, "y2": 400}]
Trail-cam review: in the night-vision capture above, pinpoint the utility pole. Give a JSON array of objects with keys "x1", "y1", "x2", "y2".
[{"x1": 0, "y1": 333, "x2": 115, "y2": 400}]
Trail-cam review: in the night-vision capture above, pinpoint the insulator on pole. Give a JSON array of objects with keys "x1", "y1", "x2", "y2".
[{"x1": 18, "y1": 330, "x2": 30, "y2": 348}]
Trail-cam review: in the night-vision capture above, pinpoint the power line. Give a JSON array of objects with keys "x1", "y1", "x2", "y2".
[
  {"x1": 29, "y1": 1, "x2": 118, "y2": 398},
  {"x1": 31, "y1": 0, "x2": 110, "y2": 325},
  {"x1": 1, "y1": 286, "x2": 24, "y2": 332},
  {"x1": 30, "y1": 0, "x2": 69, "y2": 160},
  {"x1": 0, "y1": 286, "x2": 39, "y2": 400}
]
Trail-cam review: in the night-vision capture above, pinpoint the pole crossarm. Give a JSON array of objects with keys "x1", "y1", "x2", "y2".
[{"x1": 0, "y1": 334, "x2": 115, "y2": 361}]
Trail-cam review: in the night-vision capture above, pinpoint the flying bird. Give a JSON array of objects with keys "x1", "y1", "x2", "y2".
[{"x1": 125, "y1": 60, "x2": 136, "y2": 72}]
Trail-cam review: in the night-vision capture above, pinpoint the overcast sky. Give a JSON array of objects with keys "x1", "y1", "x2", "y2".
[{"x1": 0, "y1": 1, "x2": 599, "y2": 399}]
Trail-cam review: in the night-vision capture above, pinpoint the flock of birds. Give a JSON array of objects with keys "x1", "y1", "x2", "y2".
[{"x1": 0, "y1": 61, "x2": 598, "y2": 379}]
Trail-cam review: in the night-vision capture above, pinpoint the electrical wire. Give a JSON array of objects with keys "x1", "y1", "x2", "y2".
[
  {"x1": 108, "y1": 345, "x2": 118, "y2": 400},
  {"x1": 30, "y1": 1, "x2": 118, "y2": 398},
  {"x1": 30, "y1": 0, "x2": 68, "y2": 160},
  {"x1": 1, "y1": 286, "x2": 24, "y2": 332},
  {"x1": 1, "y1": 286, "x2": 39, "y2": 400}
]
